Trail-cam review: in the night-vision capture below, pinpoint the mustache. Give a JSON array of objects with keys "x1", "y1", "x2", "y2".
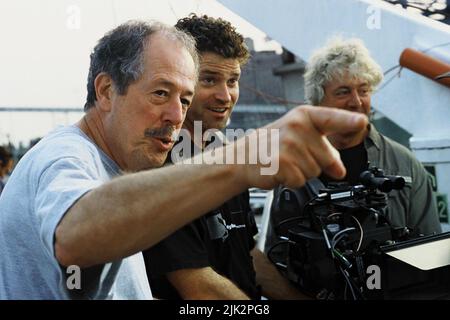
[{"x1": 144, "y1": 126, "x2": 178, "y2": 141}]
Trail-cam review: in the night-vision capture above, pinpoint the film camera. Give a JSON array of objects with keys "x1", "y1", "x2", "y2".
[{"x1": 269, "y1": 167, "x2": 450, "y2": 300}]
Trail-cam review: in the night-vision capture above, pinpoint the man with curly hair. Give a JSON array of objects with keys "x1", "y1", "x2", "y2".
[
  {"x1": 143, "y1": 14, "x2": 307, "y2": 300},
  {"x1": 264, "y1": 38, "x2": 441, "y2": 293},
  {"x1": 304, "y1": 39, "x2": 441, "y2": 235}
]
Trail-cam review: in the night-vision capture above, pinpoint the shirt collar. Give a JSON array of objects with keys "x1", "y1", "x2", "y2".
[{"x1": 364, "y1": 123, "x2": 381, "y2": 151}]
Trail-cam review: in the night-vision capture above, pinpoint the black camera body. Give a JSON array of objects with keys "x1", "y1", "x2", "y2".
[{"x1": 277, "y1": 167, "x2": 450, "y2": 299}]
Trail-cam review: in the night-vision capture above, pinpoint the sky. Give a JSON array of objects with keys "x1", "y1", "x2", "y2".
[{"x1": 0, "y1": 0, "x2": 282, "y2": 146}]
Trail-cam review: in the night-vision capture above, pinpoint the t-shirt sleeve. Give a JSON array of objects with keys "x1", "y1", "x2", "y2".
[
  {"x1": 34, "y1": 156, "x2": 104, "y2": 261},
  {"x1": 144, "y1": 219, "x2": 210, "y2": 276}
]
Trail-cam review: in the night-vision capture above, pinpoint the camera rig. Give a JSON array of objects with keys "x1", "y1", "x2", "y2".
[{"x1": 270, "y1": 167, "x2": 450, "y2": 300}]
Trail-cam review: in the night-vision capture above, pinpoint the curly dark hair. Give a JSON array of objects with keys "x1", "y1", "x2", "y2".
[{"x1": 176, "y1": 14, "x2": 250, "y2": 64}]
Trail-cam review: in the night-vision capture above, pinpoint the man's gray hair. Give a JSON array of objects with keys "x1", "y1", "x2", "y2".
[
  {"x1": 84, "y1": 20, "x2": 199, "y2": 111},
  {"x1": 304, "y1": 37, "x2": 383, "y2": 105}
]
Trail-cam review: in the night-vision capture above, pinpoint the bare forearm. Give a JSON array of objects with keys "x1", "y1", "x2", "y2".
[
  {"x1": 168, "y1": 267, "x2": 249, "y2": 300},
  {"x1": 179, "y1": 278, "x2": 250, "y2": 300},
  {"x1": 252, "y1": 249, "x2": 310, "y2": 300},
  {"x1": 55, "y1": 162, "x2": 244, "y2": 267}
]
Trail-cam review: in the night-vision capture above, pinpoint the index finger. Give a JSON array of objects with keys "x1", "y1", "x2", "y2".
[{"x1": 306, "y1": 106, "x2": 368, "y2": 136}]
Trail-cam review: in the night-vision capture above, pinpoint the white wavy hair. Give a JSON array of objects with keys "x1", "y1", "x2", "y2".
[{"x1": 304, "y1": 37, "x2": 383, "y2": 105}]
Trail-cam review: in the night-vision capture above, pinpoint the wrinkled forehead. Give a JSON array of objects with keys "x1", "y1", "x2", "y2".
[
  {"x1": 326, "y1": 69, "x2": 370, "y2": 88},
  {"x1": 143, "y1": 34, "x2": 197, "y2": 79}
]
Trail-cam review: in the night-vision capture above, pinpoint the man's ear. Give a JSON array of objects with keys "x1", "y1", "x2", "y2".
[{"x1": 94, "y1": 73, "x2": 114, "y2": 112}]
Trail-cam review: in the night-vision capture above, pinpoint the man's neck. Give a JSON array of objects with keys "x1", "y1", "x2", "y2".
[{"x1": 77, "y1": 108, "x2": 123, "y2": 168}]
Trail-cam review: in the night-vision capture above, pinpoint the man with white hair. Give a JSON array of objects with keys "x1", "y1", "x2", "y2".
[{"x1": 265, "y1": 37, "x2": 441, "y2": 262}]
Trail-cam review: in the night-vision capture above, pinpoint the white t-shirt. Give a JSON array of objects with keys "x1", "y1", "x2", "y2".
[{"x1": 0, "y1": 125, "x2": 152, "y2": 300}]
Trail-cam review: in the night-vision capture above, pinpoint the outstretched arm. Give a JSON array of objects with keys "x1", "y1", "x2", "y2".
[{"x1": 55, "y1": 106, "x2": 367, "y2": 268}]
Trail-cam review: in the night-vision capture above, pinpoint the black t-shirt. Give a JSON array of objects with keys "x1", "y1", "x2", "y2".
[
  {"x1": 321, "y1": 142, "x2": 368, "y2": 185},
  {"x1": 143, "y1": 138, "x2": 259, "y2": 300}
]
